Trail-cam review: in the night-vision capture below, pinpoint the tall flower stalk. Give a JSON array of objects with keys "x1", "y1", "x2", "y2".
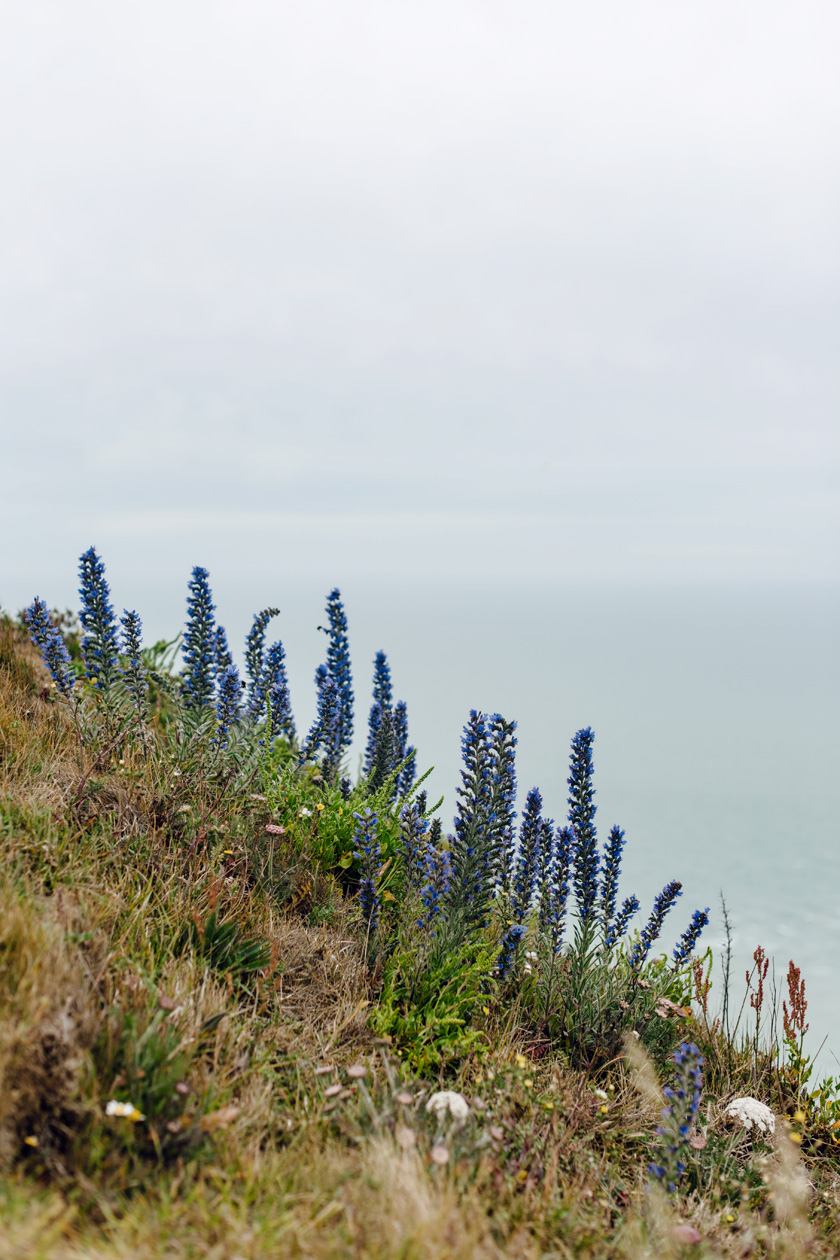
[
  {"x1": 181, "y1": 567, "x2": 216, "y2": 709},
  {"x1": 322, "y1": 589, "x2": 353, "y2": 759},
  {"x1": 78, "y1": 547, "x2": 120, "y2": 694},
  {"x1": 568, "y1": 727, "x2": 598, "y2": 924},
  {"x1": 301, "y1": 671, "x2": 341, "y2": 778},
  {"x1": 364, "y1": 651, "x2": 392, "y2": 773},
  {"x1": 649, "y1": 1042, "x2": 704, "y2": 1193},
  {"x1": 264, "y1": 641, "x2": 295, "y2": 744},
  {"x1": 672, "y1": 907, "x2": 710, "y2": 967},
  {"x1": 245, "y1": 608, "x2": 280, "y2": 717},
  {"x1": 120, "y1": 610, "x2": 147, "y2": 718},
  {"x1": 25, "y1": 598, "x2": 76, "y2": 698},
  {"x1": 629, "y1": 880, "x2": 683, "y2": 970},
  {"x1": 215, "y1": 663, "x2": 242, "y2": 747},
  {"x1": 352, "y1": 808, "x2": 381, "y2": 936}
]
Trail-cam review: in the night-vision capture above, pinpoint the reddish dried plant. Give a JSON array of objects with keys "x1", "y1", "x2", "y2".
[
  {"x1": 748, "y1": 945, "x2": 769, "y2": 1021},
  {"x1": 782, "y1": 959, "x2": 809, "y2": 1050}
]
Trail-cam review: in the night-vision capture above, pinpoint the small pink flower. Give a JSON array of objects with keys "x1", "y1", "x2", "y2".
[{"x1": 265, "y1": 824, "x2": 286, "y2": 835}]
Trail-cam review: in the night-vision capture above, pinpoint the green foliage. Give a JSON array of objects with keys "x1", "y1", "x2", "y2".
[
  {"x1": 371, "y1": 933, "x2": 497, "y2": 1076},
  {"x1": 180, "y1": 906, "x2": 271, "y2": 978},
  {"x1": 90, "y1": 1001, "x2": 198, "y2": 1165}
]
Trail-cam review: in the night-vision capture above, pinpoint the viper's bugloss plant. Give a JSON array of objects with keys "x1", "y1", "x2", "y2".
[
  {"x1": 419, "y1": 839, "x2": 453, "y2": 935},
  {"x1": 606, "y1": 895, "x2": 640, "y2": 949},
  {"x1": 568, "y1": 727, "x2": 598, "y2": 922},
  {"x1": 497, "y1": 923, "x2": 527, "y2": 979},
  {"x1": 301, "y1": 671, "x2": 341, "y2": 778},
  {"x1": 215, "y1": 663, "x2": 242, "y2": 747},
  {"x1": 629, "y1": 880, "x2": 683, "y2": 970},
  {"x1": 649, "y1": 1042, "x2": 704, "y2": 1193},
  {"x1": 600, "y1": 825, "x2": 626, "y2": 940},
  {"x1": 398, "y1": 798, "x2": 429, "y2": 895},
  {"x1": 449, "y1": 710, "x2": 491, "y2": 920},
  {"x1": 264, "y1": 641, "x2": 295, "y2": 744},
  {"x1": 673, "y1": 907, "x2": 710, "y2": 967},
  {"x1": 494, "y1": 713, "x2": 518, "y2": 889},
  {"x1": 539, "y1": 823, "x2": 574, "y2": 949},
  {"x1": 321, "y1": 589, "x2": 353, "y2": 757},
  {"x1": 245, "y1": 608, "x2": 279, "y2": 717},
  {"x1": 367, "y1": 705, "x2": 396, "y2": 795},
  {"x1": 120, "y1": 610, "x2": 147, "y2": 717},
  {"x1": 24, "y1": 598, "x2": 75, "y2": 697},
  {"x1": 394, "y1": 699, "x2": 416, "y2": 796},
  {"x1": 513, "y1": 787, "x2": 545, "y2": 920},
  {"x1": 448, "y1": 711, "x2": 517, "y2": 935},
  {"x1": 181, "y1": 567, "x2": 216, "y2": 709},
  {"x1": 214, "y1": 625, "x2": 233, "y2": 675},
  {"x1": 78, "y1": 546, "x2": 120, "y2": 692},
  {"x1": 364, "y1": 651, "x2": 392, "y2": 773},
  {"x1": 352, "y1": 807, "x2": 381, "y2": 934}
]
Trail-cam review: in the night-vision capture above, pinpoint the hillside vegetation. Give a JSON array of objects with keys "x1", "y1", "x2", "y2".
[{"x1": 1, "y1": 551, "x2": 839, "y2": 1259}]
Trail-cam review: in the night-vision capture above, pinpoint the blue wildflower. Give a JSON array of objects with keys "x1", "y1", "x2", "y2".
[
  {"x1": 352, "y1": 807, "x2": 381, "y2": 933},
  {"x1": 78, "y1": 547, "x2": 119, "y2": 692},
  {"x1": 398, "y1": 798, "x2": 429, "y2": 894},
  {"x1": 264, "y1": 640, "x2": 295, "y2": 743},
  {"x1": 339, "y1": 777, "x2": 352, "y2": 801},
  {"x1": 367, "y1": 705, "x2": 396, "y2": 794},
  {"x1": 513, "y1": 787, "x2": 544, "y2": 920},
  {"x1": 120, "y1": 610, "x2": 147, "y2": 716},
  {"x1": 540, "y1": 823, "x2": 574, "y2": 949},
  {"x1": 364, "y1": 652, "x2": 392, "y2": 773},
  {"x1": 606, "y1": 895, "x2": 640, "y2": 949},
  {"x1": 629, "y1": 880, "x2": 683, "y2": 970},
  {"x1": 215, "y1": 663, "x2": 242, "y2": 746},
  {"x1": 568, "y1": 727, "x2": 599, "y2": 921},
  {"x1": 321, "y1": 589, "x2": 354, "y2": 756},
  {"x1": 672, "y1": 907, "x2": 710, "y2": 967},
  {"x1": 393, "y1": 699, "x2": 416, "y2": 796},
  {"x1": 245, "y1": 608, "x2": 280, "y2": 716},
  {"x1": 449, "y1": 711, "x2": 517, "y2": 928},
  {"x1": 539, "y1": 821, "x2": 571, "y2": 947},
  {"x1": 300, "y1": 671, "x2": 342, "y2": 777},
  {"x1": 24, "y1": 598, "x2": 75, "y2": 697},
  {"x1": 497, "y1": 923, "x2": 527, "y2": 979},
  {"x1": 600, "y1": 825, "x2": 626, "y2": 939},
  {"x1": 181, "y1": 567, "x2": 216, "y2": 709},
  {"x1": 419, "y1": 834, "x2": 453, "y2": 935},
  {"x1": 449, "y1": 710, "x2": 492, "y2": 911},
  {"x1": 214, "y1": 625, "x2": 233, "y2": 675},
  {"x1": 649, "y1": 1042, "x2": 704, "y2": 1193},
  {"x1": 491, "y1": 712, "x2": 518, "y2": 890}
]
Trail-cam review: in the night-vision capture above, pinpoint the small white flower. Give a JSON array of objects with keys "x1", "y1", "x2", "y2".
[
  {"x1": 106, "y1": 1099, "x2": 145, "y2": 1121},
  {"x1": 299, "y1": 807, "x2": 313, "y2": 818},
  {"x1": 523, "y1": 964, "x2": 533, "y2": 976},
  {"x1": 725, "y1": 1097, "x2": 775, "y2": 1134},
  {"x1": 425, "y1": 1090, "x2": 470, "y2": 1122},
  {"x1": 593, "y1": 1088, "x2": 609, "y2": 1101},
  {"x1": 525, "y1": 951, "x2": 538, "y2": 962}
]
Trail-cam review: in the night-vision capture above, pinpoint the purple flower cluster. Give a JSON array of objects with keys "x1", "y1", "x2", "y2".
[
  {"x1": 24, "y1": 598, "x2": 75, "y2": 697},
  {"x1": 649, "y1": 1042, "x2": 704, "y2": 1192},
  {"x1": 78, "y1": 546, "x2": 119, "y2": 692},
  {"x1": 182, "y1": 566, "x2": 217, "y2": 709},
  {"x1": 352, "y1": 807, "x2": 381, "y2": 933}
]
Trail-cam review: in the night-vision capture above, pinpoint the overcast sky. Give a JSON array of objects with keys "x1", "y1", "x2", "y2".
[{"x1": 1, "y1": 0, "x2": 838, "y2": 608}]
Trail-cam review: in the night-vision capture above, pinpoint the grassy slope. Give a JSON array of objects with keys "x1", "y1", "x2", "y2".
[{"x1": 0, "y1": 617, "x2": 838, "y2": 1260}]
